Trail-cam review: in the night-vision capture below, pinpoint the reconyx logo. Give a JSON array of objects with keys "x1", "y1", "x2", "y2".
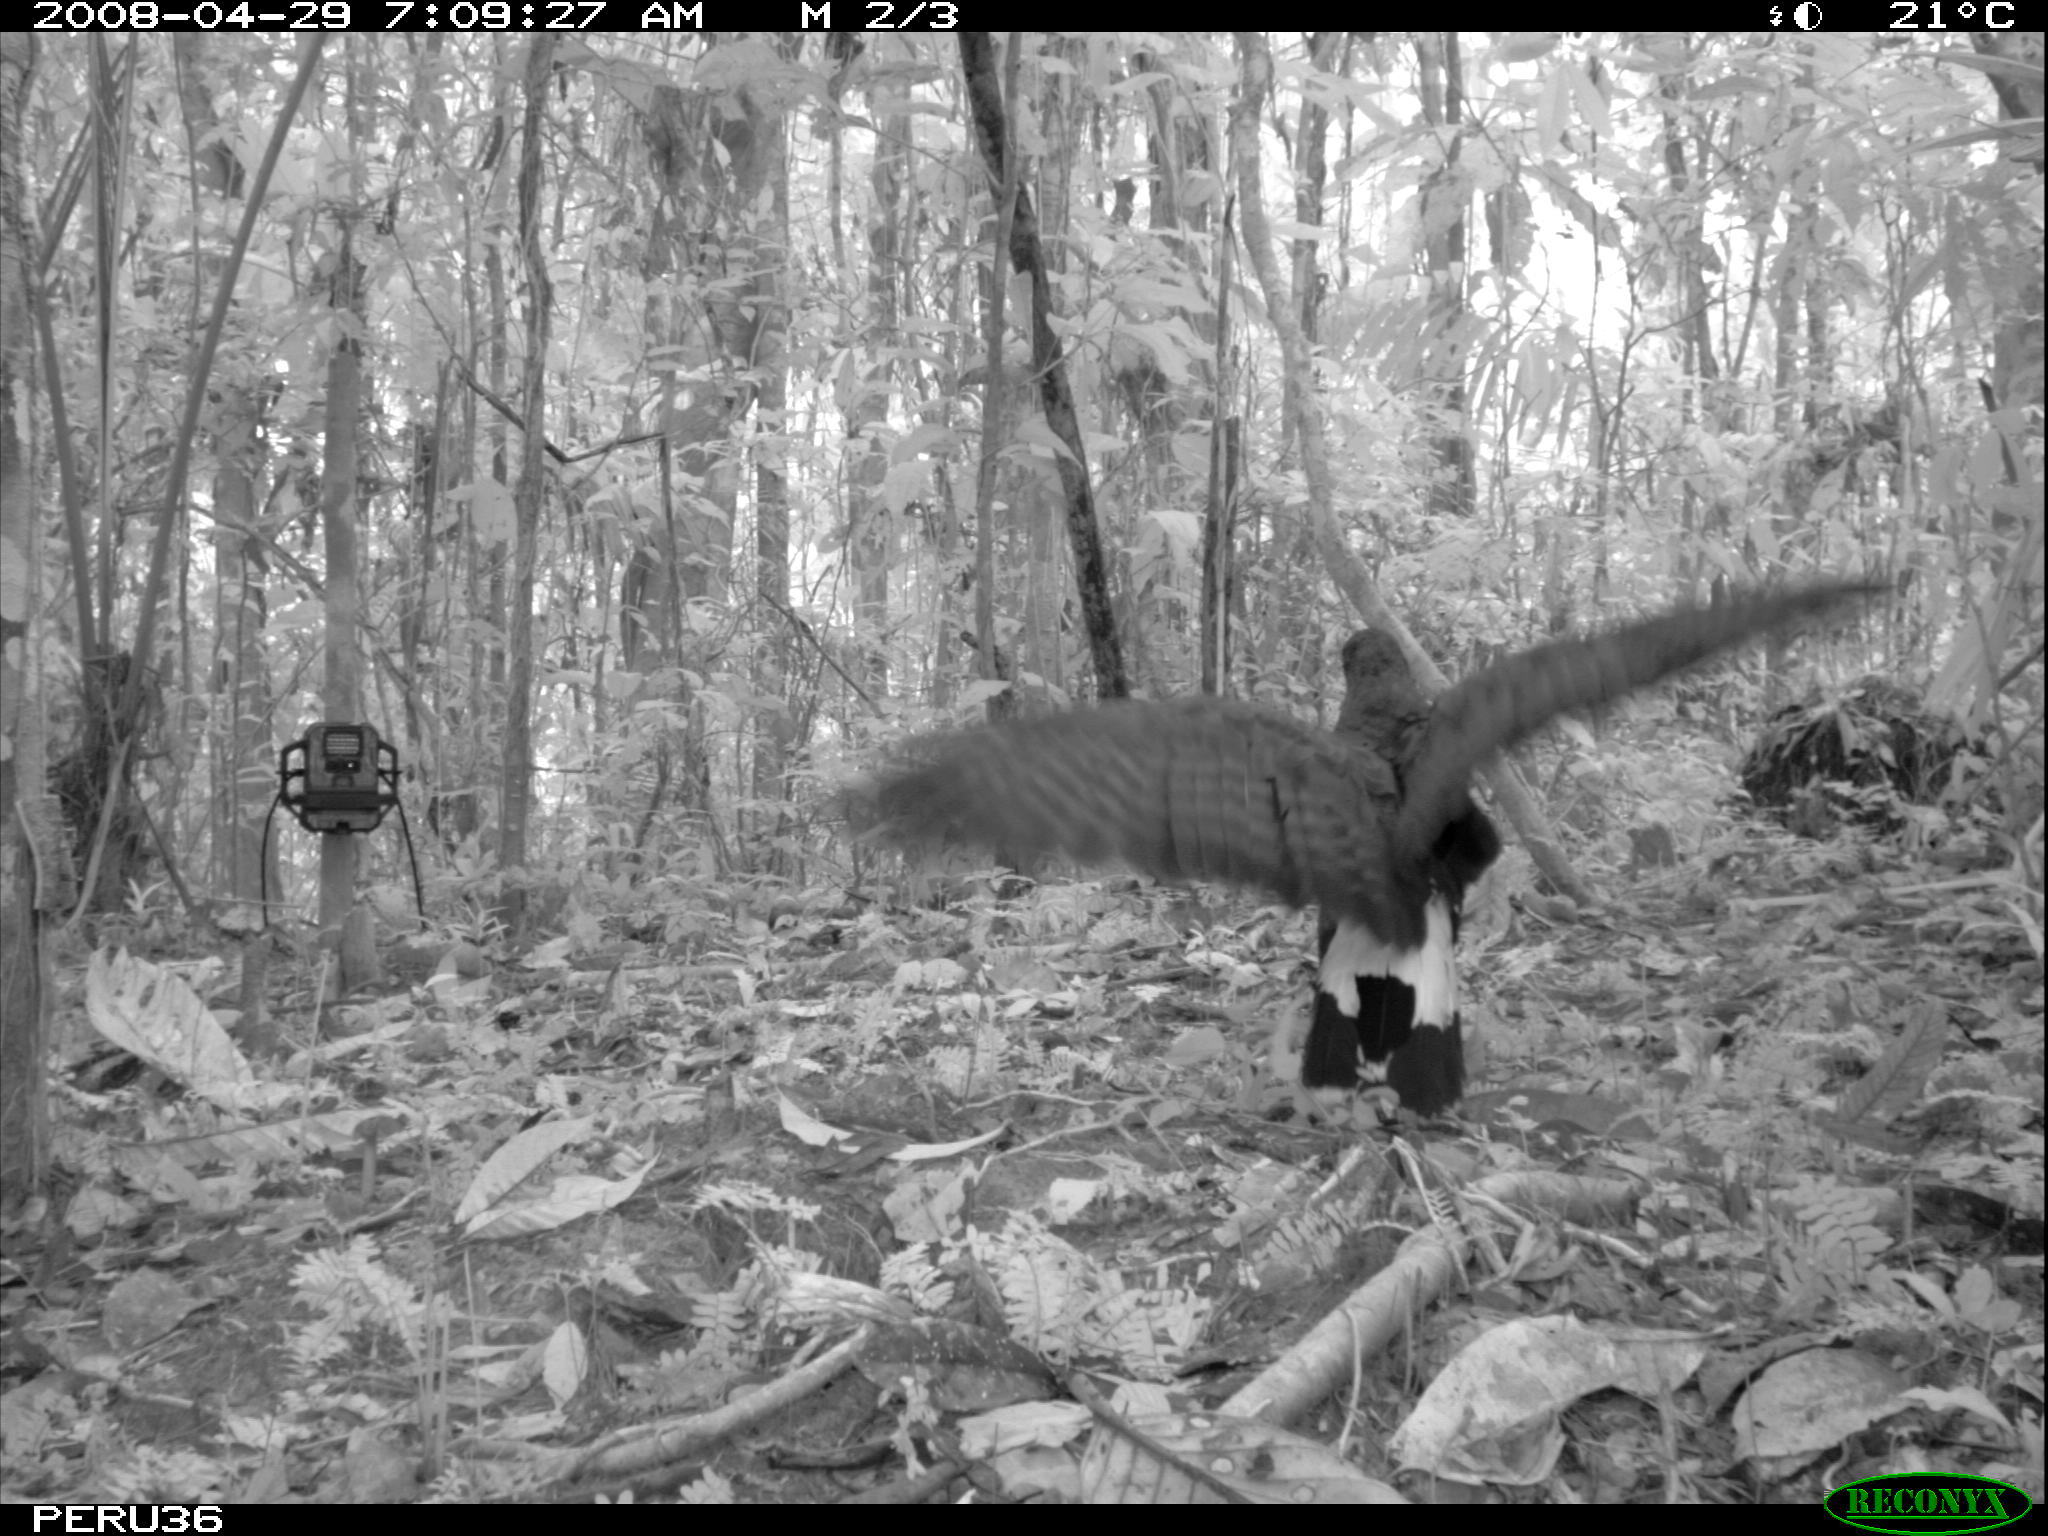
[{"x1": 1824, "y1": 1473, "x2": 2032, "y2": 1534}]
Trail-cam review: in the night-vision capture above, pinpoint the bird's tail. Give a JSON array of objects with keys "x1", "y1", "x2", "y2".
[{"x1": 1305, "y1": 894, "x2": 1463, "y2": 1115}]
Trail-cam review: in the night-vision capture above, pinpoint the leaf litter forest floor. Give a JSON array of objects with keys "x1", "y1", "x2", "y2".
[{"x1": 3, "y1": 795, "x2": 2040, "y2": 1505}]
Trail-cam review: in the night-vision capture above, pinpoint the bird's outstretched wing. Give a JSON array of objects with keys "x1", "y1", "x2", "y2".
[
  {"x1": 1394, "y1": 581, "x2": 1882, "y2": 862},
  {"x1": 866, "y1": 582, "x2": 1881, "y2": 940},
  {"x1": 868, "y1": 696, "x2": 1429, "y2": 939}
]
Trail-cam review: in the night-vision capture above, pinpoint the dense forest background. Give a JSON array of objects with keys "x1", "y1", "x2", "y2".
[
  {"x1": 0, "y1": 31, "x2": 2038, "y2": 1137},
  {"x1": 2, "y1": 33, "x2": 2037, "y2": 943},
  {"x1": 0, "y1": 31, "x2": 2040, "y2": 1505}
]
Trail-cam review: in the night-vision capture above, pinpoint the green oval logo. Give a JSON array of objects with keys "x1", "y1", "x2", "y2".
[{"x1": 1825, "y1": 1473, "x2": 2033, "y2": 1534}]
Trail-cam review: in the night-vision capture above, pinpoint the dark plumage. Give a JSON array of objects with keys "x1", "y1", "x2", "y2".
[
  {"x1": 1302, "y1": 629, "x2": 1499, "y2": 1113},
  {"x1": 865, "y1": 583, "x2": 1878, "y2": 1115}
]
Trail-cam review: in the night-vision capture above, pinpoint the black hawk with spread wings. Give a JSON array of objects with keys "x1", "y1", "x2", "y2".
[{"x1": 866, "y1": 584, "x2": 1876, "y2": 1115}]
